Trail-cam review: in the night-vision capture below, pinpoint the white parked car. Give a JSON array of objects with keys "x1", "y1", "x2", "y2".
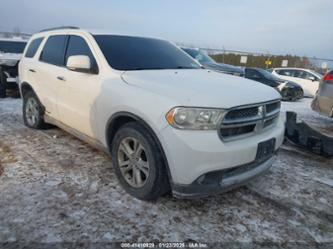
[
  {"x1": 0, "y1": 37, "x2": 28, "y2": 97},
  {"x1": 19, "y1": 27, "x2": 285, "y2": 200},
  {"x1": 271, "y1": 68, "x2": 323, "y2": 97}
]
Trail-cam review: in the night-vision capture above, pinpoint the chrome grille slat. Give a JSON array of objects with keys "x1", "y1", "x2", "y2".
[{"x1": 219, "y1": 100, "x2": 281, "y2": 141}]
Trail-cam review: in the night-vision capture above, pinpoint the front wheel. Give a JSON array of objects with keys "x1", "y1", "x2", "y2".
[
  {"x1": 23, "y1": 91, "x2": 46, "y2": 129},
  {"x1": 111, "y1": 122, "x2": 170, "y2": 200}
]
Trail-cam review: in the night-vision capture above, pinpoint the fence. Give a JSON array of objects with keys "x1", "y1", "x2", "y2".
[{"x1": 177, "y1": 43, "x2": 332, "y2": 74}]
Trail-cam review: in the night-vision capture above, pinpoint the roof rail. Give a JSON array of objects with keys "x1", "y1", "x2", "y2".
[{"x1": 39, "y1": 26, "x2": 80, "y2": 33}]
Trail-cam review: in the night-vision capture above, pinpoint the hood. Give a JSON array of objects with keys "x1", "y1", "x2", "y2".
[
  {"x1": 0, "y1": 53, "x2": 22, "y2": 66},
  {"x1": 201, "y1": 62, "x2": 244, "y2": 75},
  {"x1": 122, "y1": 69, "x2": 280, "y2": 108}
]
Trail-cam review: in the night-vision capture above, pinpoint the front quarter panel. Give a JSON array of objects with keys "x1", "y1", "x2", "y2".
[{"x1": 94, "y1": 77, "x2": 177, "y2": 148}]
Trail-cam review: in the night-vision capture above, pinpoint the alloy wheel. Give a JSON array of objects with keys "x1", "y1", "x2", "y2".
[
  {"x1": 25, "y1": 98, "x2": 39, "y2": 126},
  {"x1": 117, "y1": 137, "x2": 150, "y2": 188}
]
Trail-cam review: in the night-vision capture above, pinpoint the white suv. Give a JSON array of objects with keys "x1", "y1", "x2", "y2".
[
  {"x1": 271, "y1": 68, "x2": 323, "y2": 97},
  {"x1": 19, "y1": 27, "x2": 285, "y2": 200}
]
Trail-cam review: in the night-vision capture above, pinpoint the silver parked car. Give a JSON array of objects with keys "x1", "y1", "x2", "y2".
[{"x1": 311, "y1": 70, "x2": 333, "y2": 117}]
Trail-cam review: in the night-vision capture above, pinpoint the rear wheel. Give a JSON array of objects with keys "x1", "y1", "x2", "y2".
[
  {"x1": 23, "y1": 91, "x2": 46, "y2": 129},
  {"x1": 111, "y1": 122, "x2": 170, "y2": 200}
]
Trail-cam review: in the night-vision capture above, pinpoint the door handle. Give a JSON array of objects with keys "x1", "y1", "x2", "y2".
[
  {"x1": 57, "y1": 76, "x2": 66, "y2": 81},
  {"x1": 29, "y1": 69, "x2": 36, "y2": 73}
]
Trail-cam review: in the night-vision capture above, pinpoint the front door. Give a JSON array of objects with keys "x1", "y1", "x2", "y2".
[{"x1": 56, "y1": 35, "x2": 101, "y2": 138}]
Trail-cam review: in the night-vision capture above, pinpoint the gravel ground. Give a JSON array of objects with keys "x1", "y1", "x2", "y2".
[{"x1": 0, "y1": 97, "x2": 333, "y2": 245}]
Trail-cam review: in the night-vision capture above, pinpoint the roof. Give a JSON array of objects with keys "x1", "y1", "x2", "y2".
[{"x1": 36, "y1": 27, "x2": 165, "y2": 40}]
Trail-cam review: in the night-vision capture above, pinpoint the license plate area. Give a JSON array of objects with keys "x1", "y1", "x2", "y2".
[{"x1": 256, "y1": 138, "x2": 276, "y2": 162}]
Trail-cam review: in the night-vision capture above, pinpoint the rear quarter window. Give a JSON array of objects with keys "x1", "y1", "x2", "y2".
[{"x1": 25, "y1": 38, "x2": 44, "y2": 58}]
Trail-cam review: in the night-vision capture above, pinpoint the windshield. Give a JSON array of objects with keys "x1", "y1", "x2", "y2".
[
  {"x1": 0, "y1": 41, "x2": 27, "y2": 53},
  {"x1": 257, "y1": 68, "x2": 282, "y2": 81},
  {"x1": 182, "y1": 48, "x2": 215, "y2": 64},
  {"x1": 94, "y1": 35, "x2": 201, "y2": 71}
]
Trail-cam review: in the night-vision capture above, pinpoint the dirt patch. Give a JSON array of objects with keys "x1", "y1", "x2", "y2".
[
  {"x1": 0, "y1": 161, "x2": 3, "y2": 176},
  {"x1": 0, "y1": 141, "x2": 17, "y2": 165}
]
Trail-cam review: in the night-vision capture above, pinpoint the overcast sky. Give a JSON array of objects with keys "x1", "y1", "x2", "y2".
[{"x1": 0, "y1": 0, "x2": 332, "y2": 58}]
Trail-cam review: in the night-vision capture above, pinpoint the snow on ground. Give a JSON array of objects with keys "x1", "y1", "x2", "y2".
[
  {"x1": 0, "y1": 97, "x2": 333, "y2": 244},
  {"x1": 280, "y1": 98, "x2": 333, "y2": 136}
]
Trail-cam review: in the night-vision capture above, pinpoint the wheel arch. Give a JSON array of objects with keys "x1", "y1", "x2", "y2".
[
  {"x1": 20, "y1": 81, "x2": 35, "y2": 98},
  {"x1": 105, "y1": 111, "x2": 173, "y2": 182},
  {"x1": 20, "y1": 82, "x2": 46, "y2": 114}
]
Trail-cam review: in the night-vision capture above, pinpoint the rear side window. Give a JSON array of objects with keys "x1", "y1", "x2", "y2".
[
  {"x1": 25, "y1": 38, "x2": 44, "y2": 58},
  {"x1": 40, "y1": 35, "x2": 67, "y2": 66},
  {"x1": 276, "y1": 69, "x2": 294, "y2": 77},
  {"x1": 65, "y1": 35, "x2": 97, "y2": 70}
]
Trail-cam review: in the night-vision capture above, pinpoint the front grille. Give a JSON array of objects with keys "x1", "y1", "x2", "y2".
[
  {"x1": 224, "y1": 107, "x2": 259, "y2": 121},
  {"x1": 219, "y1": 100, "x2": 280, "y2": 140},
  {"x1": 266, "y1": 102, "x2": 281, "y2": 115},
  {"x1": 264, "y1": 117, "x2": 277, "y2": 128}
]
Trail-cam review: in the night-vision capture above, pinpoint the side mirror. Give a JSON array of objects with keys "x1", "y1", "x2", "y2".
[{"x1": 66, "y1": 55, "x2": 92, "y2": 73}]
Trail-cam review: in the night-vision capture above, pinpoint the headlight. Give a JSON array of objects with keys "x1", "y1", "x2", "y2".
[{"x1": 166, "y1": 107, "x2": 226, "y2": 130}]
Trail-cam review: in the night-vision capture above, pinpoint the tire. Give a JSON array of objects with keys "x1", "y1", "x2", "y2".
[
  {"x1": 23, "y1": 91, "x2": 46, "y2": 129},
  {"x1": 111, "y1": 122, "x2": 170, "y2": 200},
  {"x1": 0, "y1": 67, "x2": 6, "y2": 98},
  {"x1": 280, "y1": 88, "x2": 289, "y2": 101}
]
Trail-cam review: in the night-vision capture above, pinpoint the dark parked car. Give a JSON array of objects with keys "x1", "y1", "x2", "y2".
[
  {"x1": 182, "y1": 48, "x2": 244, "y2": 76},
  {"x1": 245, "y1": 68, "x2": 303, "y2": 101}
]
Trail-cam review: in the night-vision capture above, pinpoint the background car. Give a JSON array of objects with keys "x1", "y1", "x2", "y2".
[
  {"x1": 0, "y1": 37, "x2": 27, "y2": 97},
  {"x1": 311, "y1": 70, "x2": 333, "y2": 117},
  {"x1": 271, "y1": 68, "x2": 323, "y2": 97},
  {"x1": 245, "y1": 68, "x2": 303, "y2": 101},
  {"x1": 182, "y1": 47, "x2": 244, "y2": 76}
]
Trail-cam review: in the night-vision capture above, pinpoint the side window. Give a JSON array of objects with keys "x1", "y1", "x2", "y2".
[
  {"x1": 294, "y1": 70, "x2": 308, "y2": 79},
  {"x1": 65, "y1": 35, "x2": 97, "y2": 71},
  {"x1": 40, "y1": 35, "x2": 67, "y2": 66},
  {"x1": 278, "y1": 69, "x2": 294, "y2": 76},
  {"x1": 245, "y1": 69, "x2": 261, "y2": 78},
  {"x1": 25, "y1": 38, "x2": 44, "y2": 58}
]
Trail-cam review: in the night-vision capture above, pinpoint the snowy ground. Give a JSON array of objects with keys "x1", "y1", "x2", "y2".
[{"x1": 0, "y1": 96, "x2": 333, "y2": 245}]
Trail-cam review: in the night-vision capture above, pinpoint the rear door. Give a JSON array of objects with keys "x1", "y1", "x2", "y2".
[
  {"x1": 56, "y1": 35, "x2": 101, "y2": 137},
  {"x1": 32, "y1": 35, "x2": 68, "y2": 119}
]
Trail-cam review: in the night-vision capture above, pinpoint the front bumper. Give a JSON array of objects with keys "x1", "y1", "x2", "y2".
[
  {"x1": 159, "y1": 119, "x2": 285, "y2": 186},
  {"x1": 172, "y1": 155, "x2": 276, "y2": 198}
]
